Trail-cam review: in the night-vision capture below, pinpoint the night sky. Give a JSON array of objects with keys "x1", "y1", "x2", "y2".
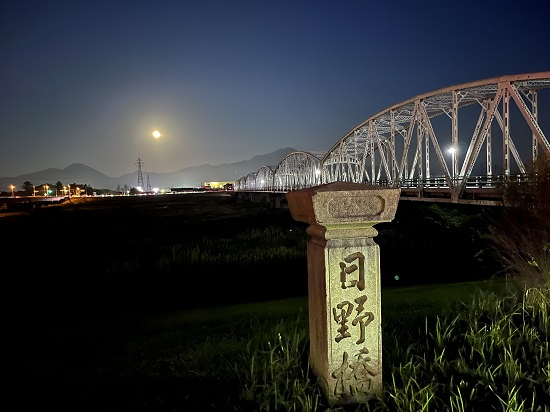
[{"x1": 1, "y1": 0, "x2": 549, "y2": 178}]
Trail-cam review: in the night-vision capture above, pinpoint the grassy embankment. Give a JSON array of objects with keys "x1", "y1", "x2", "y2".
[{"x1": 7, "y1": 193, "x2": 548, "y2": 410}]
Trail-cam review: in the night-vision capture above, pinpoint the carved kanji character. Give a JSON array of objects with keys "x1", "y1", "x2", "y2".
[
  {"x1": 339, "y1": 252, "x2": 365, "y2": 290},
  {"x1": 332, "y1": 301, "x2": 353, "y2": 343},
  {"x1": 352, "y1": 295, "x2": 374, "y2": 344}
]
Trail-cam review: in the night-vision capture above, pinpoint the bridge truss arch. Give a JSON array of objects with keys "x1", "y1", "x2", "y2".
[
  {"x1": 272, "y1": 151, "x2": 325, "y2": 192},
  {"x1": 236, "y1": 72, "x2": 550, "y2": 205},
  {"x1": 255, "y1": 166, "x2": 275, "y2": 191},
  {"x1": 322, "y1": 71, "x2": 550, "y2": 203},
  {"x1": 236, "y1": 171, "x2": 258, "y2": 191},
  {"x1": 235, "y1": 175, "x2": 247, "y2": 191}
]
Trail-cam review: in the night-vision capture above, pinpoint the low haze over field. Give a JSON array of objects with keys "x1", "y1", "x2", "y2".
[{"x1": 1, "y1": 0, "x2": 549, "y2": 178}]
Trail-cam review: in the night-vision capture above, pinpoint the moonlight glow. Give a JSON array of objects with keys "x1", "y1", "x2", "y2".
[{"x1": 152, "y1": 130, "x2": 161, "y2": 139}]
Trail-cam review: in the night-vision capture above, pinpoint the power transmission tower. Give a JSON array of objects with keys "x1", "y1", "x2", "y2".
[
  {"x1": 146, "y1": 174, "x2": 151, "y2": 192},
  {"x1": 136, "y1": 157, "x2": 144, "y2": 189}
]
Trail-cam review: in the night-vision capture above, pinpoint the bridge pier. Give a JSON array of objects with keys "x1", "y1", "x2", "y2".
[
  {"x1": 286, "y1": 183, "x2": 400, "y2": 406},
  {"x1": 232, "y1": 191, "x2": 288, "y2": 208}
]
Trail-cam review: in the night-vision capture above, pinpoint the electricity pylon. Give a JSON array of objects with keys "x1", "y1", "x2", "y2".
[{"x1": 136, "y1": 157, "x2": 144, "y2": 190}]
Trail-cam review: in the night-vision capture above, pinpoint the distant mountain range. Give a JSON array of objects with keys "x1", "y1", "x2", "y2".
[{"x1": 0, "y1": 147, "x2": 297, "y2": 191}]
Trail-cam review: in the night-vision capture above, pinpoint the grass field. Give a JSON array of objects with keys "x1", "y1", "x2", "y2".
[{"x1": 7, "y1": 193, "x2": 547, "y2": 411}]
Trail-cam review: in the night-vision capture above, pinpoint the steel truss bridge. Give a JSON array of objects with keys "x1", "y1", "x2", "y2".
[{"x1": 235, "y1": 72, "x2": 550, "y2": 206}]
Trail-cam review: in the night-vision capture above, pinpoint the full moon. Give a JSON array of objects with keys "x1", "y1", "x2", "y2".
[{"x1": 152, "y1": 130, "x2": 161, "y2": 139}]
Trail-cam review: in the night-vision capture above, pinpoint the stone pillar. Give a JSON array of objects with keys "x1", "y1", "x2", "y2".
[{"x1": 286, "y1": 182, "x2": 400, "y2": 405}]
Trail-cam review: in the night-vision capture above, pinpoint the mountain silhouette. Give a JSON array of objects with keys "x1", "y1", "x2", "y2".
[{"x1": 0, "y1": 148, "x2": 297, "y2": 191}]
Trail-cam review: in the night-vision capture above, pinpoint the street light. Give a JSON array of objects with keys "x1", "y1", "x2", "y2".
[
  {"x1": 448, "y1": 147, "x2": 458, "y2": 182},
  {"x1": 10, "y1": 184, "x2": 15, "y2": 197}
]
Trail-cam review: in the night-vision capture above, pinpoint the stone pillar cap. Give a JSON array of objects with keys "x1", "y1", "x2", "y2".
[{"x1": 286, "y1": 182, "x2": 400, "y2": 226}]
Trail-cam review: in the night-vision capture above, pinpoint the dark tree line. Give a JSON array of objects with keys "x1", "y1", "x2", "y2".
[{"x1": 489, "y1": 152, "x2": 550, "y2": 291}]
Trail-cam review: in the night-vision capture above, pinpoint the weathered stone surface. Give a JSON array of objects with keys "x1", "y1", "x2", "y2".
[{"x1": 286, "y1": 182, "x2": 400, "y2": 405}]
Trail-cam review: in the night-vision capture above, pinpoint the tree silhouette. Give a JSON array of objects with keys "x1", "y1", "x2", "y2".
[
  {"x1": 22, "y1": 181, "x2": 33, "y2": 195},
  {"x1": 489, "y1": 152, "x2": 550, "y2": 291}
]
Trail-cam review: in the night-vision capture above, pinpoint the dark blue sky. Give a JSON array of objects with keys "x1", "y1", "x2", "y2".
[{"x1": 1, "y1": 0, "x2": 549, "y2": 177}]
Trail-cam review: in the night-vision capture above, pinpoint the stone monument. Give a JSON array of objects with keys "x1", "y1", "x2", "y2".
[{"x1": 286, "y1": 182, "x2": 400, "y2": 405}]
